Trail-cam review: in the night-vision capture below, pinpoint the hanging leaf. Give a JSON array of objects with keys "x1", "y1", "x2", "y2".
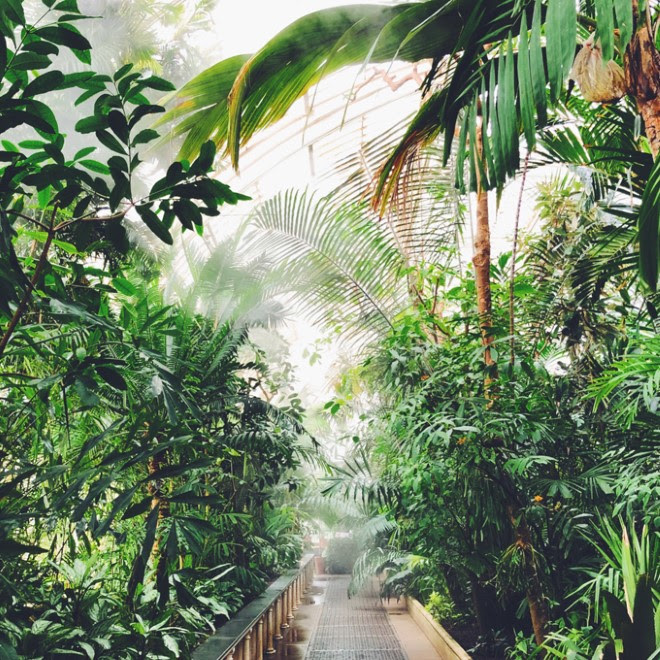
[
  {"x1": 95, "y1": 365, "x2": 128, "y2": 390},
  {"x1": 558, "y1": 0, "x2": 577, "y2": 76},
  {"x1": 517, "y1": 15, "x2": 536, "y2": 150},
  {"x1": 546, "y1": 0, "x2": 564, "y2": 102},
  {"x1": 126, "y1": 505, "x2": 159, "y2": 602},
  {"x1": 529, "y1": 0, "x2": 547, "y2": 127},
  {"x1": 136, "y1": 205, "x2": 173, "y2": 245},
  {"x1": 0, "y1": 538, "x2": 47, "y2": 557},
  {"x1": 614, "y1": 0, "x2": 633, "y2": 49},
  {"x1": 638, "y1": 156, "x2": 660, "y2": 290},
  {"x1": 595, "y1": 0, "x2": 615, "y2": 62},
  {"x1": 23, "y1": 70, "x2": 65, "y2": 97}
]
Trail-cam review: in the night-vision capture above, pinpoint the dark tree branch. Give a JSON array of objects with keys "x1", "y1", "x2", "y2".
[{"x1": 0, "y1": 205, "x2": 59, "y2": 359}]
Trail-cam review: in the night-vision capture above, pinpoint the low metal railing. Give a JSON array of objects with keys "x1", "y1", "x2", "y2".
[{"x1": 193, "y1": 554, "x2": 315, "y2": 660}]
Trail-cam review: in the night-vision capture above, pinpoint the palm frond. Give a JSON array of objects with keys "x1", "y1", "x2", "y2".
[
  {"x1": 321, "y1": 448, "x2": 398, "y2": 509},
  {"x1": 348, "y1": 546, "x2": 420, "y2": 597},
  {"x1": 589, "y1": 336, "x2": 660, "y2": 428},
  {"x1": 241, "y1": 189, "x2": 406, "y2": 341}
]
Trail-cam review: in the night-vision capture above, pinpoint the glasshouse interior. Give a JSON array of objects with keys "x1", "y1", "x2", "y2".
[{"x1": 1, "y1": 1, "x2": 659, "y2": 658}]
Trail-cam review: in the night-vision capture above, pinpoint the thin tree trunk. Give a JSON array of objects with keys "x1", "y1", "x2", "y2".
[
  {"x1": 147, "y1": 447, "x2": 171, "y2": 605},
  {"x1": 0, "y1": 206, "x2": 58, "y2": 358},
  {"x1": 505, "y1": 503, "x2": 549, "y2": 647}
]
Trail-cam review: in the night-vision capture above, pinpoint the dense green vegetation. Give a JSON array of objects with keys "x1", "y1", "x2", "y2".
[
  {"x1": 329, "y1": 191, "x2": 660, "y2": 656},
  {"x1": 0, "y1": 1, "x2": 311, "y2": 656},
  {"x1": 1, "y1": 0, "x2": 660, "y2": 659}
]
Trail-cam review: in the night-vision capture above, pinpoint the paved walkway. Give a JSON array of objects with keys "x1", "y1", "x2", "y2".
[{"x1": 305, "y1": 575, "x2": 407, "y2": 660}]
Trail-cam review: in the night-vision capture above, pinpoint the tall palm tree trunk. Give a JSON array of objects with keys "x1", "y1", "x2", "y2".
[
  {"x1": 626, "y1": 0, "x2": 660, "y2": 158},
  {"x1": 473, "y1": 119, "x2": 495, "y2": 368},
  {"x1": 473, "y1": 122, "x2": 549, "y2": 647}
]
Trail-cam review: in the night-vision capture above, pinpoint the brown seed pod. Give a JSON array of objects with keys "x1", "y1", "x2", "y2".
[{"x1": 570, "y1": 34, "x2": 626, "y2": 104}]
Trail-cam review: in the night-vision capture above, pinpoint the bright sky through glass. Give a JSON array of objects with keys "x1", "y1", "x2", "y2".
[{"x1": 211, "y1": 0, "x2": 385, "y2": 58}]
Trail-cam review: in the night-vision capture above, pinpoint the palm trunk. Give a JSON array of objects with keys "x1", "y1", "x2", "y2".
[
  {"x1": 625, "y1": 2, "x2": 660, "y2": 157},
  {"x1": 473, "y1": 122, "x2": 549, "y2": 648},
  {"x1": 473, "y1": 128, "x2": 495, "y2": 371}
]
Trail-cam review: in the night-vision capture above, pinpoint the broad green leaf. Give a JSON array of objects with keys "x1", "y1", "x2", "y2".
[
  {"x1": 558, "y1": 0, "x2": 577, "y2": 77},
  {"x1": 107, "y1": 110, "x2": 129, "y2": 143},
  {"x1": 95, "y1": 365, "x2": 127, "y2": 390},
  {"x1": 131, "y1": 128, "x2": 158, "y2": 146},
  {"x1": 1, "y1": 110, "x2": 55, "y2": 135},
  {"x1": 111, "y1": 277, "x2": 137, "y2": 296},
  {"x1": 96, "y1": 129, "x2": 127, "y2": 155},
  {"x1": 9, "y1": 52, "x2": 51, "y2": 70},
  {"x1": 79, "y1": 159, "x2": 110, "y2": 174},
  {"x1": 529, "y1": 0, "x2": 547, "y2": 127},
  {"x1": 52, "y1": 239, "x2": 79, "y2": 254},
  {"x1": 36, "y1": 25, "x2": 91, "y2": 51},
  {"x1": 141, "y1": 75, "x2": 175, "y2": 92},
  {"x1": 136, "y1": 204, "x2": 173, "y2": 245},
  {"x1": 2, "y1": 0, "x2": 25, "y2": 24},
  {"x1": 517, "y1": 16, "x2": 536, "y2": 150},
  {"x1": 75, "y1": 115, "x2": 106, "y2": 133},
  {"x1": 0, "y1": 36, "x2": 8, "y2": 76},
  {"x1": 113, "y1": 63, "x2": 134, "y2": 81},
  {"x1": 126, "y1": 505, "x2": 159, "y2": 602},
  {"x1": 54, "y1": 0, "x2": 81, "y2": 10},
  {"x1": 23, "y1": 70, "x2": 65, "y2": 97},
  {"x1": 638, "y1": 155, "x2": 660, "y2": 290},
  {"x1": 73, "y1": 146, "x2": 96, "y2": 160},
  {"x1": 0, "y1": 538, "x2": 47, "y2": 557},
  {"x1": 173, "y1": 199, "x2": 202, "y2": 229}
]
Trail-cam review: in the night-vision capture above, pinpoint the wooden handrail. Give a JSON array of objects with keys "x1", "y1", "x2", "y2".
[{"x1": 193, "y1": 554, "x2": 315, "y2": 660}]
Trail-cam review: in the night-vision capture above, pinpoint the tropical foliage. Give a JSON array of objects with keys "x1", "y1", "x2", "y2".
[
  {"x1": 3, "y1": 0, "x2": 660, "y2": 658},
  {"x1": 160, "y1": 0, "x2": 660, "y2": 656},
  {"x1": 0, "y1": 1, "x2": 311, "y2": 657}
]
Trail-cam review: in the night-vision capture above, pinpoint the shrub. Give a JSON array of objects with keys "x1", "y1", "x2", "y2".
[{"x1": 324, "y1": 537, "x2": 360, "y2": 574}]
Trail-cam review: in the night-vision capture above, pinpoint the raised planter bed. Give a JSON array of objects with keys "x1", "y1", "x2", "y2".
[{"x1": 405, "y1": 596, "x2": 472, "y2": 660}]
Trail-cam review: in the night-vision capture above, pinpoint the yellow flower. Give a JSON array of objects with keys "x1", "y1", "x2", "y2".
[
  {"x1": 533, "y1": 495, "x2": 544, "y2": 503},
  {"x1": 457, "y1": 437, "x2": 467, "y2": 446}
]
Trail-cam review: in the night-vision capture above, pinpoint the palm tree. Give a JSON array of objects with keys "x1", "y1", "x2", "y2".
[
  {"x1": 164, "y1": 0, "x2": 660, "y2": 644},
  {"x1": 165, "y1": 0, "x2": 660, "y2": 286}
]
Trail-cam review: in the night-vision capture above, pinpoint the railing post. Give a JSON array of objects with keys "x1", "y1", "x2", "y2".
[
  {"x1": 266, "y1": 605, "x2": 276, "y2": 654},
  {"x1": 292, "y1": 577, "x2": 299, "y2": 611},
  {"x1": 256, "y1": 615, "x2": 265, "y2": 660},
  {"x1": 287, "y1": 584, "x2": 295, "y2": 624},
  {"x1": 279, "y1": 592, "x2": 289, "y2": 631},
  {"x1": 244, "y1": 627, "x2": 252, "y2": 660}
]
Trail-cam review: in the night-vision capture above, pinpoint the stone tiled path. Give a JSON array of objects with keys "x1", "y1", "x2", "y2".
[{"x1": 305, "y1": 576, "x2": 407, "y2": 660}]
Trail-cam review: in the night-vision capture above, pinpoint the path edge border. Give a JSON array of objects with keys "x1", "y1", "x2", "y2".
[{"x1": 405, "y1": 597, "x2": 471, "y2": 660}]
